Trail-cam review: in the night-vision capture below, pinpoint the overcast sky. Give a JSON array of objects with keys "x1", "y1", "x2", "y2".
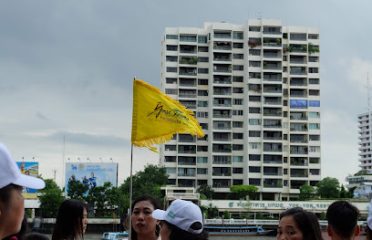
[{"x1": 0, "y1": 0, "x2": 371, "y2": 187}]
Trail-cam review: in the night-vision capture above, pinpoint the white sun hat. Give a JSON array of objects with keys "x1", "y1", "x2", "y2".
[
  {"x1": 152, "y1": 199, "x2": 203, "y2": 234},
  {"x1": 0, "y1": 143, "x2": 45, "y2": 189}
]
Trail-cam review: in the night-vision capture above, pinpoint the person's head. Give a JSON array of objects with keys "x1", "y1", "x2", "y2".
[
  {"x1": 52, "y1": 199, "x2": 88, "y2": 240},
  {"x1": 326, "y1": 200, "x2": 360, "y2": 239},
  {"x1": 0, "y1": 143, "x2": 45, "y2": 239},
  {"x1": 277, "y1": 207, "x2": 322, "y2": 240},
  {"x1": 152, "y1": 199, "x2": 208, "y2": 240},
  {"x1": 131, "y1": 196, "x2": 161, "y2": 240}
]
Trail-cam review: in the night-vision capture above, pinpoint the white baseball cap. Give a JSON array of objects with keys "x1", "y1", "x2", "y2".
[
  {"x1": 152, "y1": 199, "x2": 203, "y2": 234},
  {"x1": 0, "y1": 143, "x2": 45, "y2": 189}
]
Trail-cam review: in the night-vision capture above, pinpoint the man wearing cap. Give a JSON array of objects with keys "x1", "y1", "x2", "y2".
[
  {"x1": 326, "y1": 200, "x2": 360, "y2": 240},
  {"x1": 152, "y1": 199, "x2": 208, "y2": 240},
  {"x1": 0, "y1": 143, "x2": 45, "y2": 239}
]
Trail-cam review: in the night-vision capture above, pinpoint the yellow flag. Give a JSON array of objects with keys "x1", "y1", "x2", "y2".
[{"x1": 131, "y1": 79, "x2": 205, "y2": 151}]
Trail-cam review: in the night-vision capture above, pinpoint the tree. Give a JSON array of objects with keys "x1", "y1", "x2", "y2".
[
  {"x1": 39, "y1": 179, "x2": 65, "y2": 217},
  {"x1": 201, "y1": 203, "x2": 219, "y2": 219},
  {"x1": 197, "y1": 184, "x2": 214, "y2": 199},
  {"x1": 299, "y1": 184, "x2": 316, "y2": 200},
  {"x1": 86, "y1": 182, "x2": 120, "y2": 217},
  {"x1": 316, "y1": 177, "x2": 340, "y2": 199},
  {"x1": 230, "y1": 185, "x2": 258, "y2": 200},
  {"x1": 118, "y1": 164, "x2": 168, "y2": 212},
  {"x1": 67, "y1": 175, "x2": 89, "y2": 201}
]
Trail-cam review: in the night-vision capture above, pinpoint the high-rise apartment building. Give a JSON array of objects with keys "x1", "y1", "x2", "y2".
[
  {"x1": 358, "y1": 112, "x2": 372, "y2": 171},
  {"x1": 160, "y1": 20, "x2": 321, "y2": 200}
]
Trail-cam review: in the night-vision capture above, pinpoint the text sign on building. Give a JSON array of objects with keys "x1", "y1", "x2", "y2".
[
  {"x1": 65, "y1": 162, "x2": 118, "y2": 191},
  {"x1": 16, "y1": 161, "x2": 40, "y2": 199}
]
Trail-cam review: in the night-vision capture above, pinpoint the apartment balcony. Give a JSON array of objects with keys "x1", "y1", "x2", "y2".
[
  {"x1": 179, "y1": 56, "x2": 198, "y2": 65},
  {"x1": 178, "y1": 179, "x2": 195, "y2": 188},
  {"x1": 263, "y1": 179, "x2": 282, "y2": 188},
  {"x1": 214, "y1": 76, "x2": 232, "y2": 84},
  {"x1": 180, "y1": 45, "x2": 197, "y2": 54},
  {"x1": 263, "y1": 167, "x2": 282, "y2": 176},
  {"x1": 212, "y1": 167, "x2": 231, "y2": 177},
  {"x1": 290, "y1": 78, "x2": 307, "y2": 86},
  {"x1": 263, "y1": 131, "x2": 282, "y2": 140},
  {"x1": 263, "y1": 85, "x2": 282, "y2": 94},
  {"x1": 178, "y1": 157, "x2": 196, "y2": 165},
  {"x1": 213, "y1": 87, "x2": 231, "y2": 96},
  {"x1": 290, "y1": 169, "x2": 308, "y2": 178},
  {"x1": 290, "y1": 112, "x2": 307, "y2": 120},
  {"x1": 263, "y1": 49, "x2": 281, "y2": 59},
  {"x1": 179, "y1": 90, "x2": 197, "y2": 98},
  {"x1": 179, "y1": 78, "x2": 196, "y2": 87},
  {"x1": 213, "y1": 65, "x2": 232, "y2": 73},
  {"x1": 262, "y1": 37, "x2": 282, "y2": 47},
  {"x1": 290, "y1": 66, "x2": 307, "y2": 75},
  {"x1": 213, "y1": 41, "x2": 232, "y2": 51},
  {"x1": 179, "y1": 67, "x2": 197, "y2": 76},
  {"x1": 263, "y1": 108, "x2": 282, "y2": 117},
  {"x1": 290, "y1": 146, "x2": 308, "y2": 155},
  {"x1": 290, "y1": 157, "x2": 308, "y2": 166},
  {"x1": 213, "y1": 179, "x2": 231, "y2": 188},
  {"x1": 263, "y1": 73, "x2": 282, "y2": 82},
  {"x1": 213, "y1": 52, "x2": 232, "y2": 62}
]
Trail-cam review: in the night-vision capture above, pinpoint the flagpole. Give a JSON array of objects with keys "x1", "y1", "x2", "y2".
[{"x1": 128, "y1": 144, "x2": 133, "y2": 239}]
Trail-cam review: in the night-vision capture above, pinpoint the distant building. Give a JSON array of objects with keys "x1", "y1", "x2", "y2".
[
  {"x1": 160, "y1": 20, "x2": 321, "y2": 201},
  {"x1": 358, "y1": 112, "x2": 372, "y2": 171}
]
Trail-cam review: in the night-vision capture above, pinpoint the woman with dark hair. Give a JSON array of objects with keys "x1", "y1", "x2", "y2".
[
  {"x1": 277, "y1": 207, "x2": 323, "y2": 240},
  {"x1": 0, "y1": 144, "x2": 45, "y2": 239},
  {"x1": 152, "y1": 199, "x2": 208, "y2": 240},
  {"x1": 52, "y1": 199, "x2": 88, "y2": 240},
  {"x1": 130, "y1": 195, "x2": 161, "y2": 240}
]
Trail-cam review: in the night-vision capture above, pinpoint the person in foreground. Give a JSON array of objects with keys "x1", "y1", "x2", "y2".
[
  {"x1": 52, "y1": 199, "x2": 88, "y2": 240},
  {"x1": 0, "y1": 143, "x2": 45, "y2": 240},
  {"x1": 152, "y1": 199, "x2": 208, "y2": 240},
  {"x1": 366, "y1": 199, "x2": 372, "y2": 240},
  {"x1": 326, "y1": 200, "x2": 360, "y2": 240},
  {"x1": 277, "y1": 207, "x2": 322, "y2": 240},
  {"x1": 130, "y1": 196, "x2": 161, "y2": 240}
]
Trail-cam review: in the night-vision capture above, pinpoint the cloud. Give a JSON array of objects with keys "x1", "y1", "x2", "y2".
[
  {"x1": 346, "y1": 57, "x2": 372, "y2": 93},
  {"x1": 46, "y1": 131, "x2": 129, "y2": 147}
]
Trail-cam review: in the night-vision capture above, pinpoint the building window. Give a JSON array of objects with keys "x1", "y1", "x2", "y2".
[
  {"x1": 249, "y1": 107, "x2": 261, "y2": 113},
  {"x1": 249, "y1": 131, "x2": 261, "y2": 137},
  {"x1": 249, "y1": 154, "x2": 261, "y2": 161},
  {"x1": 166, "y1": 34, "x2": 178, "y2": 40},
  {"x1": 166, "y1": 78, "x2": 177, "y2": 84},
  {"x1": 233, "y1": 99, "x2": 243, "y2": 105},
  {"x1": 232, "y1": 121, "x2": 243, "y2": 128},
  {"x1": 197, "y1": 168, "x2": 208, "y2": 174},
  {"x1": 232, "y1": 156, "x2": 243, "y2": 162},
  {"x1": 249, "y1": 119, "x2": 261, "y2": 125},
  {"x1": 166, "y1": 67, "x2": 177, "y2": 73},
  {"x1": 233, "y1": 31, "x2": 244, "y2": 39},
  {"x1": 249, "y1": 166, "x2": 261, "y2": 173},
  {"x1": 197, "y1": 157, "x2": 208, "y2": 163},
  {"x1": 233, "y1": 133, "x2": 243, "y2": 139},
  {"x1": 249, "y1": 143, "x2": 260, "y2": 149},
  {"x1": 166, "y1": 45, "x2": 178, "y2": 51},
  {"x1": 165, "y1": 89, "x2": 177, "y2": 95},
  {"x1": 233, "y1": 168, "x2": 243, "y2": 174},
  {"x1": 198, "y1": 35, "x2": 208, "y2": 43},
  {"x1": 233, "y1": 144, "x2": 244, "y2": 151}
]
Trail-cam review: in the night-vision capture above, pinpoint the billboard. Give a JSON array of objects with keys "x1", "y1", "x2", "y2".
[
  {"x1": 65, "y1": 162, "x2": 118, "y2": 192},
  {"x1": 16, "y1": 161, "x2": 40, "y2": 199}
]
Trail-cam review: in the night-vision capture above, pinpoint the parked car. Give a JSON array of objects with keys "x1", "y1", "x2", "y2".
[{"x1": 101, "y1": 232, "x2": 128, "y2": 240}]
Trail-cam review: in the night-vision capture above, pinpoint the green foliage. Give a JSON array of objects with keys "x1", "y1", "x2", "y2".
[
  {"x1": 299, "y1": 184, "x2": 316, "y2": 200},
  {"x1": 39, "y1": 179, "x2": 65, "y2": 217},
  {"x1": 86, "y1": 182, "x2": 120, "y2": 217},
  {"x1": 201, "y1": 203, "x2": 219, "y2": 219},
  {"x1": 197, "y1": 185, "x2": 214, "y2": 200},
  {"x1": 316, "y1": 177, "x2": 340, "y2": 199},
  {"x1": 339, "y1": 185, "x2": 354, "y2": 198},
  {"x1": 230, "y1": 185, "x2": 258, "y2": 200},
  {"x1": 67, "y1": 176, "x2": 89, "y2": 200},
  {"x1": 118, "y1": 164, "x2": 168, "y2": 212}
]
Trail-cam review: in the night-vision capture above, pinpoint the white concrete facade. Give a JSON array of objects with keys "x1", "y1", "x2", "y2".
[
  {"x1": 160, "y1": 20, "x2": 321, "y2": 200},
  {"x1": 359, "y1": 112, "x2": 372, "y2": 171}
]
